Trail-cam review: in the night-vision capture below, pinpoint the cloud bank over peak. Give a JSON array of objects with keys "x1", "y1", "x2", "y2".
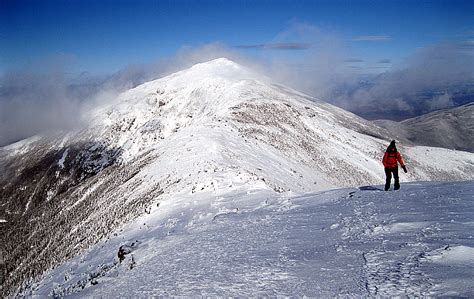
[
  {"x1": 1, "y1": 24, "x2": 473, "y2": 146},
  {"x1": 0, "y1": 44, "x2": 252, "y2": 146},
  {"x1": 0, "y1": 59, "x2": 84, "y2": 146}
]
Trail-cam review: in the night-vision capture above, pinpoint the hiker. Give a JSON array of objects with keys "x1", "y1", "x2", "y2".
[{"x1": 382, "y1": 140, "x2": 407, "y2": 191}]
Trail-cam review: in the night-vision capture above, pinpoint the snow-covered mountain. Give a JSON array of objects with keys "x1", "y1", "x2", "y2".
[
  {"x1": 1, "y1": 58, "x2": 473, "y2": 296},
  {"x1": 375, "y1": 103, "x2": 474, "y2": 152}
]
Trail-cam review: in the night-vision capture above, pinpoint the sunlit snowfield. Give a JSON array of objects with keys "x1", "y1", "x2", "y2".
[{"x1": 26, "y1": 181, "x2": 473, "y2": 297}]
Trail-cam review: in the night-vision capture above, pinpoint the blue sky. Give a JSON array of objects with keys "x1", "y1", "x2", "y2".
[{"x1": 1, "y1": 0, "x2": 473, "y2": 75}]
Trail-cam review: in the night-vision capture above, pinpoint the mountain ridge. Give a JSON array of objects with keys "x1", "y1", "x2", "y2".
[
  {"x1": 1, "y1": 58, "x2": 473, "y2": 296},
  {"x1": 375, "y1": 102, "x2": 474, "y2": 152}
]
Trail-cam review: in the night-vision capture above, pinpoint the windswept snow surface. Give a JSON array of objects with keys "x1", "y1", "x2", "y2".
[{"x1": 27, "y1": 181, "x2": 474, "y2": 297}]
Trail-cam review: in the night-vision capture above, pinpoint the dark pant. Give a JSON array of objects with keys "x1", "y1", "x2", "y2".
[{"x1": 385, "y1": 167, "x2": 399, "y2": 191}]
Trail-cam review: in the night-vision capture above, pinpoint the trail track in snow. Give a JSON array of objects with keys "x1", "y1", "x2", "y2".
[{"x1": 27, "y1": 181, "x2": 474, "y2": 297}]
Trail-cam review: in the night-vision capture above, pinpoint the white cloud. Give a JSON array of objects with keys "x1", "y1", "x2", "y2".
[
  {"x1": 2, "y1": 25, "x2": 473, "y2": 146},
  {"x1": 428, "y1": 93, "x2": 455, "y2": 111}
]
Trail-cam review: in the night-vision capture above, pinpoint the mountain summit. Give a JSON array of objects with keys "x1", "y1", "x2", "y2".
[{"x1": 1, "y1": 59, "x2": 473, "y2": 296}]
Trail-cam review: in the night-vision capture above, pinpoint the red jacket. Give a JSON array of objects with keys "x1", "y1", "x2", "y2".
[{"x1": 383, "y1": 150, "x2": 405, "y2": 168}]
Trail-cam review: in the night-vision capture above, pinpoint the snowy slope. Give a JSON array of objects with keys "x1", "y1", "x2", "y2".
[
  {"x1": 375, "y1": 103, "x2": 474, "y2": 152},
  {"x1": 24, "y1": 181, "x2": 474, "y2": 297},
  {"x1": 2, "y1": 58, "x2": 474, "y2": 296}
]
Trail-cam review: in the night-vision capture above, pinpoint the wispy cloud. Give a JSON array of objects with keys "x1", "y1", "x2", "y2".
[
  {"x1": 458, "y1": 40, "x2": 474, "y2": 50},
  {"x1": 251, "y1": 25, "x2": 473, "y2": 120},
  {"x1": 352, "y1": 35, "x2": 391, "y2": 42},
  {"x1": 458, "y1": 29, "x2": 474, "y2": 37},
  {"x1": 344, "y1": 58, "x2": 364, "y2": 63},
  {"x1": 235, "y1": 42, "x2": 311, "y2": 50},
  {"x1": 365, "y1": 65, "x2": 391, "y2": 69},
  {"x1": 328, "y1": 42, "x2": 474, "y2": 119}
]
